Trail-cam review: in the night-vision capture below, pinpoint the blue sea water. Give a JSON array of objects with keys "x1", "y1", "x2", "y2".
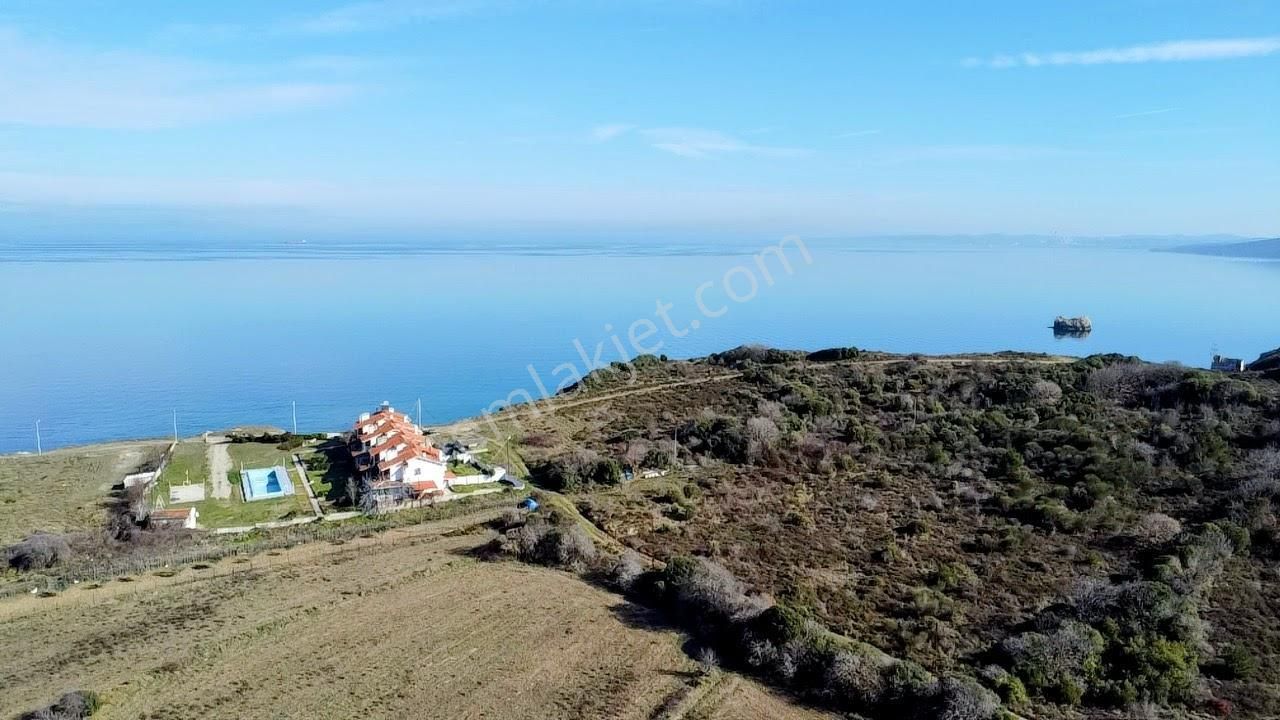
[{"x1": 1, "y1": 238, "x2": 1278, "y2": 454}]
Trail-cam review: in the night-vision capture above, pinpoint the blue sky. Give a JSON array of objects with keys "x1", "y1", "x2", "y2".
[{"x1": 0, "y1": 0, "x2": 1277, "y2": 237}]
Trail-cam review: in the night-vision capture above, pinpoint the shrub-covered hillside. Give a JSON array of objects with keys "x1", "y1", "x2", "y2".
[{"x1": 511, "y1": 348, "x2": 1280, "y2": 719}]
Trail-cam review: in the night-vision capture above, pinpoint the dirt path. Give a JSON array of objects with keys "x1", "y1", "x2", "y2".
[
  {"x1": 437, "y1": 374, "x2": 744, "y2": 441},
  {"x1": 206, "y1": 438, "x2": 231, "y2": 499},
  {"x1": 438, "y1": 353, "x2": 1074, "y2": 443}
]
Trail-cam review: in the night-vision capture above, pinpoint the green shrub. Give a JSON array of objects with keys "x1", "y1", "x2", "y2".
[
  {"x1": 881, "y1": 660, "x2": 937, "y2": 706},
  {"x1": 992, "y1": 672, "x2": 1028, "y2": 707},
  {"x1": 497, "y1": 517, "x2": 597, "y2": 570},
  {"x1": 1059, "y1": 676, "x2": 1085, "y2": 706},
  {"x1": 747, "y1": 603, "x2": 810, "y2": 647},
  {"x1": 530, "y1": 453, "x2": 624, "y2": 491},
  {"x1": 1210, "y1": 643, "x2": 1256, "y2": 680},
  {"x1": 1099, "y1": 635, "x2": 1196, "y2": 705},
  {"x1": 931, "y1": 562, "x2": 977, "y2": 593},
  {"x1": 1001, "y1": 621, "x2": 1104, "y2": 704}
]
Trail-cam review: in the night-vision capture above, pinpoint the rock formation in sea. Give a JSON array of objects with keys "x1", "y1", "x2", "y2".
[{"x1": 1052, "y1": 316, "x2": 1092, "y2": 337}]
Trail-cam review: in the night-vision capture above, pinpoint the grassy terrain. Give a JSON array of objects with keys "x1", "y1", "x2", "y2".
[
  {"x1": 225, "y1": 441, "x2": 295, "y2": 472},
  {"x1": 431, "y1": 417, "x2": 531, "y2": 478},
  {"x1": 0, "y1": 441, "x2": 166, "y2": 544},
  {"x1": 156, "y1": 441, "x2": 206, "y2": 489},
  {"x1": 482, "y1": 440, "x2": 530, "y2": 478},
  {"x1": 448, "y1": 481, "x2": 505, "y2": 494},
  {"x1": 448, "y1": 460, "x2": 481, "y2": 476},
  {"x1": 186, "y1": 477, "x2": 310, "y2": 528},
  {"x1": 0, "y1": 518, "x2": 828, "y2": 720}
]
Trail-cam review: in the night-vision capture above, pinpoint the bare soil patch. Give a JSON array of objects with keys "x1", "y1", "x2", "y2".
[{"x1": 0, "y1": 517, "x2": 828, "y2": 720}]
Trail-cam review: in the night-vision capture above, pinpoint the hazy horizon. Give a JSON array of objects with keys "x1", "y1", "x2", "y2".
[{"x1": 2, "y1": 1, "x2": 1278, "y2": 239}]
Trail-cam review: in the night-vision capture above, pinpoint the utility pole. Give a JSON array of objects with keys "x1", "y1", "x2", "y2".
[
  {"x1": 172, "y1": 410, "x2": 178, "y2": 442},
  {"x1": 292, "y1": 401, "x2": 297, "y2": 434},
  {"x1": 35, "y1": 419, "x2": 42, "y2": 456},
  {"x1": 417, "y1": 398, "x2": 423, "y2": 428}
]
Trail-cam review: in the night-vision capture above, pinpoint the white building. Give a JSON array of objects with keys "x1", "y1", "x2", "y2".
[
  {"x1": 151, "y1": 507, "x2": 199, "y2": 530},
  {"x1": 123, "y1": 471, "x2": 157, "y2": 489},
  {"x1": 349, "y1": 403, "x2": 448, "y2": 500}
]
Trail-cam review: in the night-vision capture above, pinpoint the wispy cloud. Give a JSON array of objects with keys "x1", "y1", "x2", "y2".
[
  {"x1": 892, "y1": 144, "x2": 1082, "y2": 162},
  {"x1": 1116, "y1": 107, "x2": 1177, "y2": 119},
  {"x1": 290, "y1": 0, "x2": 491, "y2": 34},
  {"x1": 588, "y1": 124, "x2": 808, "y2": 158},
  {"x1": 965, "y1": 35, "x2": 1280, "y2": 68},
  {"x1": 834, "y1": 129, "x2": 881, "y2": 139},
  {"x1": 640, "y1": 127, "x2": 809, "y2": 159},
  {"x1": 0, "y1": 28, "x2": 356, "y2": 129},
  {"x1": 590, "y1": 123, "x2": 635, "y2": 142},
  {"x1": 155, "y1": 22, "x2": 246, "y2": 43}
]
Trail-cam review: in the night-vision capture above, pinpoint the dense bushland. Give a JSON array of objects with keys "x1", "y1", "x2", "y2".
[
  {"x1": 511, "y1": 349, "x2": 1280, "y2": 718},
  {"x1": 492, "y1": 509, "x2": 1000, "y2": 719}
]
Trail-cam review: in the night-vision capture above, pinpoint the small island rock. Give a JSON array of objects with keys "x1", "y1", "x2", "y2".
[{"x1": 1052, "y1": 316, "x2": 1092, "y2": 335}]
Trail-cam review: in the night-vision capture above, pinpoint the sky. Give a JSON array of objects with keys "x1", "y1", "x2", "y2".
[{"x1": 0, "y1": 0, "x2": 1277, "y2": 238}]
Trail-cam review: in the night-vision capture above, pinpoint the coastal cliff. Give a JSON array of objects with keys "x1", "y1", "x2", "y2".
[{"x1": 1248, "y1": 347, "x2": 1280, "y2": 373}]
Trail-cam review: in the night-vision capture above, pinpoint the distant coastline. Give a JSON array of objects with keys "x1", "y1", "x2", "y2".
[{"x1": 1161, "y1": 236, "x2": 1280, "y2": 259}]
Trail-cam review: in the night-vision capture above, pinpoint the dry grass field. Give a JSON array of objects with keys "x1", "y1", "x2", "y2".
[
  {"x1": 0, "y1": 440, "x2": 166, "y2": 544},
  {"x1": 0, "y1": 510, "x2": 831, "y2": 720}
]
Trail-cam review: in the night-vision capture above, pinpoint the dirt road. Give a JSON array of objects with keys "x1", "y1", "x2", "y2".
[
  {"x1": 438, "y1": 352, "x2": 1075, "y2": 444},
  {"x1": 206, "y1": 437, "x2": 232, "y2": 499}
]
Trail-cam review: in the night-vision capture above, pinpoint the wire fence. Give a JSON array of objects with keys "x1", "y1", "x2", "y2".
[{"x1": 1, "y1": 493, "x2": 515, "y2": 601}]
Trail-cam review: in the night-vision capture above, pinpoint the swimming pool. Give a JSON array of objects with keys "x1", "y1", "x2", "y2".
[{"x1": 240, "y1": 466, "x2": 296, "y2": 502}]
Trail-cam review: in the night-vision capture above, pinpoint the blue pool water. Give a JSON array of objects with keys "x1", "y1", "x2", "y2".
[{"x1": 240, "y1": 466, "x2": 296, "y2": 502}]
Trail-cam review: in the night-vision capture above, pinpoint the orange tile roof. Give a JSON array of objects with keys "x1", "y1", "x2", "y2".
[{"x1": 350, "y1": 406, "x2": 442, "y2": 477}]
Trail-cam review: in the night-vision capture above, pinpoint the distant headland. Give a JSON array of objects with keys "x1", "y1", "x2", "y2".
[{"x1": 1162, "y1": 236, "x2": 1280, "y2": 259}]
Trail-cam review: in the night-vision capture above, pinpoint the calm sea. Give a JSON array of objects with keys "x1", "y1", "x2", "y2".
[{"x1": 2, "y1": 238, "x2": 1277, "y2": 453}]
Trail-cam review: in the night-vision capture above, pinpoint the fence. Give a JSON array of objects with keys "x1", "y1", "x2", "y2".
[{"x1": 0, "y1": 492, "x2": 515, "y2": 601}]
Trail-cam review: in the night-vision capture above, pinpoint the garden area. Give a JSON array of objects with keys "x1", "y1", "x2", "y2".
[{"x1": 151, "y1": 439, "x2": 313, "y2": 529}]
